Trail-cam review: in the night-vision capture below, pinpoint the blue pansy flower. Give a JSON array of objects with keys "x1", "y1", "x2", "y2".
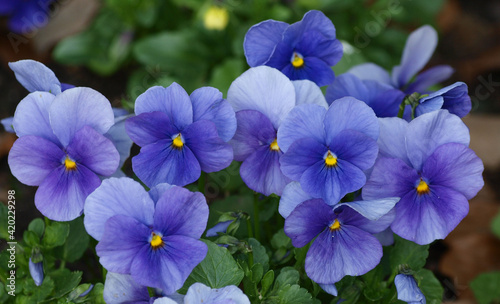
[
  {"x1": 278, "y1": 97, "x2": 379, "y2": 204},
  {"x1": 395, "y1": 274, "x2": 426, "y2": 304},
  {"x1": 8, "y1": 87, "x2": 120, "y2": 221},
  {"x1": 280, "y1": 182, "x2": 398, "y2": 286},
  {"x1": 0, "y1": 0, "x2": 53, "y2": 34},
  {"x1": 103, "y1": 273, "x2": 250, "y2": 304},
  {"x1": 244, "y1": 10, "x2": 343, "y2": 86},
  {"x1": 84, "y1": 177, "x2": 208, "y2": 294},
  {"x1": 125, "y1": 83, "x2": 235, "y2": 187},
  {"x1": 363, "y1": 110, "x2": 484, "y2": 244},
  {"x1": 415, "y1": 82, "x2": 471, "y2": 118},
  {"x1": 227, "y1": 66, "x2": 329, "y2": 196}
]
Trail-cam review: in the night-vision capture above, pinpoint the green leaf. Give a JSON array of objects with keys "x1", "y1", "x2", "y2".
[
  {"x1": 470, "y1": 271, "x2": 500, "y2": 304},
  {"x1": 389, "y1": 235, "x2": 429, "y2": 271},
  {"x1": 271, "y1": 229, "x2": 291, "y2": 250},
  {"x1": 28, "y1": 219, "x2": 45, "y2": 239},
  {"x1": 47, "y1": 269, "x2": 82, "y2": 298},
  {"x1": 251, "y1": 263, "x2": 264, "y2": 283},
  {"x1": 56, "y1": 217, "x2": 90, "y2": 263},
  {"x1": 27, "y1": 276, "x2": 55, "y2": 302},
  {"x1": 491, "y1": 211, "x2": 500, "y2": 239},
  {"x1": 180, "y1": 240, "x2": 244, "y2": 293},
  {"x1": 414, "y1": 269, "x2": 443, "y2": 304},
  {"x1": 278, "y1": 284, "x2": 315, "y2": 304},
  {"x1": 53, "y1": 33, "x2": 96, "y2": 65},
  {"x1": 86, "y1": 283, "x2": 105, "y2": 304},
  {"x1": 274, "y1": 267, "x2": 300, "y2": 291},
  {"x1": 248, "y1": 238, "x2": 269, "y2": 273},
  {"x1": 23, "y1": 230, "x2": 39, "y2": 247},
  {"x1": 261, "y1": 270, "x2": 274, "y2": 296},
  {"x1": 42, "y1": 222, "x2": 69, "y2": 249}
]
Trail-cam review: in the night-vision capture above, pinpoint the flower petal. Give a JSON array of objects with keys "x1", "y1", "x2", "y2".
[
  {"x1": 125, "y1": 112, "x2": 177, "y2": 147},
  {"x1": 12, "y1": 92, "x2": 59, "y2": 144},
  {"x1": 277, "y1": 104, "x2": 326, "y2": 153},
  {"x1": 406, "y1": 110, "x2": 470, "y2": 171},
  {"x1": 280, "y1": 56, "x2": 335, "y2": 86},
  {"x1": 35, "y1": 165, "x2": 101, "y2": 221},
  {"x1": 292, "y1": 80, "x2": 328, "y2": 109},
  {"x1": 423, "y1": 143, "x2": 484, "y2": 200},
  {"x1": 185, "y1": 283, "x2": 250, "y2": 304},
  {"x1": 284, "y1": 199, "x2": 332, "y2": 248},
  {"x1": 103, "y1": 272, "x2": 150, "y2": 304},
  {"x1": 182, "y1": 120, "x2": 233, "y2": 172},
  {"x1": 335, "y1": 197, "x2": 399, "y2": 222},
  {"x1": 8, "y1": 60, "x2": 61, "y2": 94},
  {"x1": 392, "y1": 25, "x2": 438, "y2": 88},
  {"x1": 104, "y1": 115, "x2": 133, "y2": 171},
  {"x1": 8, "y1": 135, "x2": 64, "y2": 186},
  {"x1": 324, "y1": 97, "x2": 379, "y2": 143},
  {"x1": 190, "y1": 87, "x2": 236, "y2": 142},
  {"x1": 329, "y1": 129, "x2": 378, "y2": 170},
  {"x1": 84, "y1": 177, "x2": 155, "y2": 241},
  {"x1": 96, "y1": 215, "x2": 150, "y2": 274},
  {"x1": 306, "y1": 225, "x2": 382, "y2": 284},
  {"x1": 227, "y1": 66, "x2": 296, "y2": 129},
  {"x1": 279, "y1": 181, "x2": 313, "y2": 218},
  {"x1": 347, "y1": 63, "x2": 392, "y2": 86},
  {"x1": 244, "y1": 20, "x2": 288, "y2": 66},
  {"x1": 134, "y1": 84, "x2": 193, "y2": 131},
  {"x1": 230, "y1": 110, "x2": 276, "y2": 161},
  {"x1": 283, "y1": 10, "x2": 336, "y2": 46},
  {"x1": 130, "y1": 235, "x2": 207, "y2": 294},
  {"x1": 280, "y1": 137, "x2": 326, "y2": 181},
  {"x1": 377, "y1": 117, "x2": 410, "y2": 165},
  {"x1": 395, "y1": 274, "x2": 425, "y2": 304},
  {"x1": 406, "y1": 65, "x2": 454, "y2": 93},
  {"x1": 132, "y1": 139, "x2": 201, "y2": 187},
  {"x1": 240, "y1": 145, "x2": 290, "y2": 196},
  {"x1": 154, "y1": 186, "x2": 208, "y2": 238},
  {"x1": 49, "y1": 87, "x2": 115, "y2": 147},
  {"x1": 66, "y1": 126, "x2": 120, "y2": 176}
]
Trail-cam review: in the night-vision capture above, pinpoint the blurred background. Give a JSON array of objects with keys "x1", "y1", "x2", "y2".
[{"x1": 0, "y1": 0, "x2": 499, "y2": 303}]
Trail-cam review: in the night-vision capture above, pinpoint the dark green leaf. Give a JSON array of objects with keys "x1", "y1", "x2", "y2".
[
  {"x1": 56, "y1": 217, "x2": 90, "y2": 263},
  {"x1": 389, "y1": 235, "x2": 429, "y2": 271},
  {"x1": 48, "y1": 269, "x2": 82, "y2": 298},
  {"x1": 278, "y1": 284, "x2": 315, "y2": 304},
  {"x1": 274, "y1": 267, "x2": 300, "y2": 291},
  {"x1": 23, "y1": 231, "x2": 39, "y2": 247},
  {"x1": 28, "y1": 219, "x2": 45, "y2": 239},
  {"x1": 248, "y1": 238, "x2": 269, "y2": 273},
  {"x1": 42, "y1": 222, "x2": 69, "y2": 249},
  {"x1": 180, "y1": 240, "x2": 244, "y2": 293},
  {"x1": 271, "y1": 229, "x2": 291, "y2": 250},
  {"x1": 261, "y1": 270, "x2": 274, "y2": 296},
  {"x1": 251, "y1": 263, "x2": 264, "y2": 283},
  {"x1": 0, "y1": 203, "x2": 8, "y2": 240},
  {"x1": 470, "y1": 271, "x2": 500, "y2": 304}
]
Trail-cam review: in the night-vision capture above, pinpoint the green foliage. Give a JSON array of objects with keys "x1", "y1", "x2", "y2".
[
  {"x1": 389, "y1": 235, "x2": 430, "y2": 271},
  {"x1": 471, "y1": 272, "x2": 500, "y2": 304}
]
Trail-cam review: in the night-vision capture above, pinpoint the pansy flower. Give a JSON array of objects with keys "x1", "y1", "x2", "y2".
[
  {"x1": 0, "y1": 0, "x2": 53, "y2": 34},
  {"x1": 8, "y1": 87, "x2": 119, "y2": 221},
  {"x1": 363, "y1": 110, "x2": 484, "y2": 244},
  {"x1": 278, "y1": 97, "x2": 379, "y2": 204},
  {"x1": 244, "y1": 10, "x2": 343, "y2": 86},
  {"x1": 280, "y1": 182, "x2": 398, "y2": 287},
  {"x1": 394, "y1": 274, "x2": 426, "y2": 304},
  {"x1": 84, "y1": 177, "x2": 208, "y2": 294},
  {"x1": 415, "y1": 81, "x2": 471, "y2": 118},
  {"x1": 125, "y1": 83, "x2": 235, "y2": 187},
  {"x1": 227, "y1": 66, "x2": 329, "y2": 196}
]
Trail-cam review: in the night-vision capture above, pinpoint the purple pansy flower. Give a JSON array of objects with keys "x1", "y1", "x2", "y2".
[
  {"x1": 84, "y1": 177, "x2": 208, "y2": 294},
  {"x1": 395, "y1": 274, "x2": 426, "y2": 304},
  {"x1": 278, "y1": 97, "x2": 379, "y2": 204},
  {"x1": 8, "y1": 87, "x2": 119, "y2": 221},
  {"x1": 0, "y1": 0, "x2": 53, "y2": 34},
  {"x1": 227, "y1": 66, "x2": 329, "y2": 196},
  {"x1": 363, "y1": 110, "x2": 484, "y2": 244},
  {"x1": 125, "y1": 83, "x2": 235, "y2": 187},
  {"x1": 415, "y1": 82, "x2": 471, "y2": 118},
  {"x1": 244, "y1": 10, "x2": 343, "y2": 86},
  {"x1": 280, "y1": 182, "x2": 398, "y2": 286}
]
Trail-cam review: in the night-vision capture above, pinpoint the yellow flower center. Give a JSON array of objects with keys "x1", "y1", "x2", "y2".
[
  {"x1": 291, "y1": 52, "x2": 304, "y2": 68},
  {"x1": 172, "y1": 134, "x2": 184, "y2": 149},
  {"x1": 416, "y1": 179, "x2": 430, "y2": 195},
  {"x1": 203, "y1": 6, "x2": 229, "y2": 31},
  {"x1": 329, "y1": 219, "x2": 341, "y2": 231},
  {"x1": 64, "y1": 157, "x2": 77, "y2": 171},
  {"x1": 324, "y1": 151, "x2": 337, "y2": 167},
  {"x1": 270, "y1": 138, "x2": 280, "y2": 151},
  {"x1": 150, "y1": 233, "x2": 164, "y2": 249}
]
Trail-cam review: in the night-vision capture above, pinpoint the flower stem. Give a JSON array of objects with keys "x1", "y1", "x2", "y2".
[
  {"x1": 246, "y1": 217, "x2": 254, "y2": 239},
  {"x1": 253, "y1": 193, "x2": 261, "y2": 241}
]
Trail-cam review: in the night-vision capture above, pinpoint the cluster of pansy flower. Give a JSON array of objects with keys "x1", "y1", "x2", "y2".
[{"x1": 4, "y1": 9, "x2": 485, "y2": 304}]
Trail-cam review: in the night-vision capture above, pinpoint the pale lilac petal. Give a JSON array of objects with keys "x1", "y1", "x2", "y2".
[
  {"x1": 406, "y1": 65, "x2": 454, "y2": 93},
  {"x1": 49, "y1": 87, "x2": 115, "y2": 147},
  {"x1": 347, "y1": 63, "x2": 392, "y2": 86},
  {"x1": 395, "y1": 274, "x2": 426, "y2": 304},
  {"x1": 227, "y1": 66, "x2": 296, "y2": 129},
  {"x1": 277, "y1": 104, "x2": 326, "y2": 153},
  {"x1": 103, "y1": 272, "x2": 150, "y2": 304},
  {"x1": 244, "y1": 20, "x2": 288, "y2": 66},
  {"x1": 8, "y1": 135, "x2": 64, "y2": 186},
  {"x1": 292, "y1": 80, "x2": 329, "y2": 109},
  {"x1": 8, "y1": 60, "x2": 61, "y2": 94},
  {"x1": 319, "y1": 284, "x2": 338, "y2": 296},
  {"x1": 406, "y1": 110, "x2": 470, "y2": 171},
  {"x1": 84, "y1": 177, "x2": 155, "y2": 241},
  {"x1": 185, "y1": 283, "x2": 250, "y2": 304},
  {"x1": 279, "y1": 182, "x2": 313, "y2": 218},
  {"x1": 154, "y1": 186, "x2": 208, "y2": 238},
  {"x1": 392, "y1": 25, "x2": 438, "y2": 88},
  {"x1": 377, "y1": 117, "x2": 410, "y2": 165},
  {"x1": 334, "y1": 197, "x2": 399, "y2": 221},
  {"x1": 12, "y1": 92, "x2": 59, "y2": 144},
  {"x1": 148, "y1": 183, "x2": 174, "y2": 204},
  {"x1": 134, "y1": 84, "x2": 193, "y2": 131},
  {"x1": 104, "y1": 115, "x2": 133, "y2": 171},
  {"x1": 1, "y1": 117, "x2": 14, "y2": 133},
  {"x1": 35, "y1": 165, "x2": 101, "y2": 221}
]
